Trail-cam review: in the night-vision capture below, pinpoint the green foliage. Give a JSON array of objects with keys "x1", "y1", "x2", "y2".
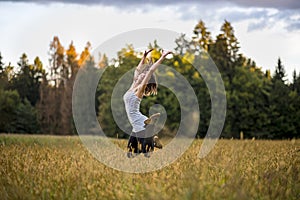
[
  {"x1": 273, "y1": 58, "x2": 286, "y2": 82},
  {"x1": 9, "y1": 54, "x2": 45, "y2": 106},
  {"x1": 0, "y1": 89, "x2": 39, "y2": 133},
  {"x1": 13, "y1": 99, "x2": 40, "y2": 133},
  {"x1": 0, "y1": 89, "x2": 20, "y2": 132},
  {"x1": 0, "y1": 54, "x2": 13, "y2": 90}
]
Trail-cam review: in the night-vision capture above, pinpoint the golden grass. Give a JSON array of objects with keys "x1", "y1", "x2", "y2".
[{"x1": 0, "y1": 134, "x2": 299, "y2": 200}]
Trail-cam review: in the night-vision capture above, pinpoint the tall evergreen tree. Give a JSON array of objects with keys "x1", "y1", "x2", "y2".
[
  {"x1": 10, "y1": 54, "x2": 44, "y2": 106},
  {"x1": 209, "y1": 20, "x2": 242, "y2": 93},
  {"x1": 98, "y1": 53, "x2": 108, "y2": 69},
  {"x1": 192, "y1": 20, "x2": 212, "y2": 52},
  {"x1": 0, "y1": 52, "x2": 7, "y2": 89},
  {"x1": 268, "y1": 58, "x2": 294, "y2": 138},
  {"x1": 66, "y1": 41, "x2": 79, "y2": 79},
  {"x1": 273, "y1": 58, "x2": 286, "y2": 83},
  {"x1": 209, "y1": 21, "x2": 240, "y2": 77},
  {"x1": 60, "y1": 41, "x2": 81, "y2": 134},
  {"x1": 291, "y1": 69, "x2": 300, "y2": 95},
  {"x1": 0, "y1": 52, "x2": 4, "y2": 73},
  {"x1": 49, "y1": 36, "x2": 65, "y2": 87},
  {"x1": 175, "y1": 33, "x2": 191, "y2": 55},
  {"x1": 220, "y1": 20, "x2": 240, "y2": 61},
  {"x1": 78, "y1": 42, "x2": 91, "y2": 67}
]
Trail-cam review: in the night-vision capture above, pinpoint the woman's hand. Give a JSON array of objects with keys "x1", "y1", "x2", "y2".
[
  {"x1": 137, "y1": 49, "x2": 153, "y2": 72},
  {"x1": 143, "y1": 49, "x2": 153, "y2": 57},
  {"x1": 161, "y1": 49, "x2": 173, "y2": 58}
]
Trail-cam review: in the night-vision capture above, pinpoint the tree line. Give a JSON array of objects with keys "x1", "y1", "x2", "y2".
[{"x1": 0, "y1": 20, "x2": 299, "y2": 139}]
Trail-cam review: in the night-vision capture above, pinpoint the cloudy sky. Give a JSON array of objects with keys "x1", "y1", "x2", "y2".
[{"x1": 1, "y1": 0, "x2": 299, "y2": 81}]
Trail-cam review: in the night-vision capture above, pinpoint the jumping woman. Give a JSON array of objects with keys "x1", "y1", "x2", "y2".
[{"x1": 123, "y1": 49, "x2": 172, "y2": 157}]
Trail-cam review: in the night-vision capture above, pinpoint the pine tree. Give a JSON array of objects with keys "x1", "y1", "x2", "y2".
[
  {"x1": 49, "y1": 36, "x2": 65, "y2": 87},
  {"x1": 273, "y1": 57, "x2": 286, "y2": 83},
  {"x1": 98, "y1": 53, "x2": 108, "y2": 69},
  {"x1": 4, "y1": 54, "x2": 42, "y2": 131},
  {"x1": 60, "y1": 41, "x2": 80, "y2": 134},
  {"x1": 175, "y1": 33, "x2": 191, "y2": 55},
  {"x1": 220, "y1": 20, "x2": 240, "y2": 61},
  {"x1": 0, "y1": 52, "x2": 6, "y2": 88},
  {"x1": 192, "y1": 20, "x2": 212, "y2": 52},
  {"x1": 66, "y1": 41, "x2": 79, "y2": 78},
  {"x1": 0, "y1": 52, "x2": 4, "y2": 73},
  {"x1": 78, "y1": 42, "x2": 91, "y2": 67},
  {"x1": 291, "y1": 70, "x2": 300, "y2": 95},
  {"x1": 265, "y1": 69, "x2": 271, "y2": 80},
  {"x1": 269, "y1": 58, "x2": 294, "y2": 138},
  {"x1": 10, "y1": 53, "x2": 43, "y2": 106}
]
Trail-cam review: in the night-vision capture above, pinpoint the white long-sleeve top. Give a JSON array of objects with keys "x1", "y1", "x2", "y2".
[{"x1": 123, "y1": 90, "x2": 148, "y2": 133}]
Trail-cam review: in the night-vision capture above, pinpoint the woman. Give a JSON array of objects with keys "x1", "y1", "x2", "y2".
[{"x1": 123, "y1": 49, "x2": 172, "y2": 157}]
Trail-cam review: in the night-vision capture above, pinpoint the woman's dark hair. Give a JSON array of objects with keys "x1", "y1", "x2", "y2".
[
  {"x1": 144, "y1": 73, "x2": 157, "y2": 96},
  {"x1": 141, "y1": 58, "x2": 157, "y2": 96}
]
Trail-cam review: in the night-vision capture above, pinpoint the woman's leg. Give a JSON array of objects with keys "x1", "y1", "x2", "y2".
[
  {"x1": 142, "y1": 113, "x2": 160, "y2": 155},
  {"x1": 141, "y1": 124, "x2": 155, "y2": 154},
  {"x1": 144, "y1": 113, "x2": 160, "y2": 125},
  {"x1": 127, "y1": 132, "x2": 139, "y2": 157}
]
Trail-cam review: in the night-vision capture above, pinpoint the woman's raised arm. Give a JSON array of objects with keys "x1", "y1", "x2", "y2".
[
  {"x1": 136, "y1": 49, "x2": 153, "y2": 72},
  {"x1": 136, "y1": 50, "x2": 172, "y2": 98}
]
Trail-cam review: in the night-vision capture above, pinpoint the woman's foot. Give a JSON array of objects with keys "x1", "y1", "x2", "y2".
[
  {"x1": 127, "y1": 150, "x2": 133, "y2": 158},
  {"x1": 144, "y1": 152, "x2": 151, "y2": 158},
  {"x1": 144, "y1": 113, "x2": 161, "y2": 125}
]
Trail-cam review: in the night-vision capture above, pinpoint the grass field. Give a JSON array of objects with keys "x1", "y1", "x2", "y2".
[{"x1": 0, "y1": 134, "x2": 299, "y2": 200}]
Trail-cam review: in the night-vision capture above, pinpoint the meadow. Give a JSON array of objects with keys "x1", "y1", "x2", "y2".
[{"x1": 0, "y1": 134, "x2": 299, "y2": 200}]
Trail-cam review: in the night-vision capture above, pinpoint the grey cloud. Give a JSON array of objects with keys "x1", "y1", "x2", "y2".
[
  {"x1": 178, "y1": 3, "x2": 300, "y2": 32},
  {"x1": 231, "y1": 9, "x2": 300, "y2": 32},
  {"x1": 1, "y1": 0, "x2": 300, "y2": 9},
  {"x1": 286, "y1": 22, "x2": 300, "y2": 32},
  {"x1": 218, "y1": 9, "x2": 270, "y2": 22},
  {"x1": 248, "y1": 20, "x2": 270, "y2": 32},
  {"x1": 2, "y1": 0, "x2": 300, "y2": 31},
  {"x1": 227, "y1": 0, "x2": 300, "y2": 10}
]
